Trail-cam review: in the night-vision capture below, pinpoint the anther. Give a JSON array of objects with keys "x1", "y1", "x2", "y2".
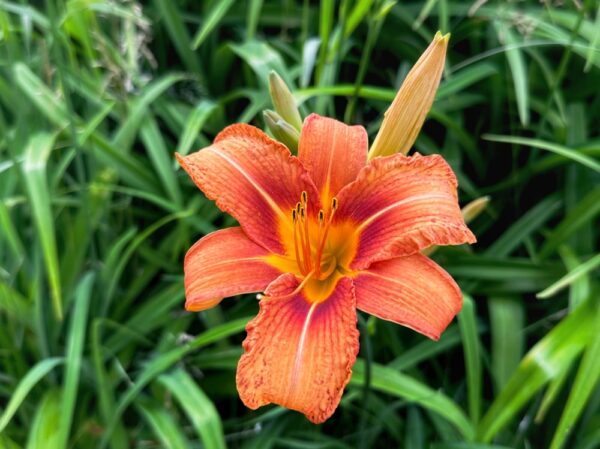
[
  {"x1": 318, "y1": 210, "x2": 324, "y2": 222},
  {"x1": 296, "y1": 202, "x2": 301, "y2": 214},
  {"x1": 331, "y1": 197, "x2": 338, "y2": 211},
  {"x1": 301, "y1": 191, "x2": 308, "y2": 204},
  {"x1": 292, "y1": 209, "x2": 297, "y2": 222}
]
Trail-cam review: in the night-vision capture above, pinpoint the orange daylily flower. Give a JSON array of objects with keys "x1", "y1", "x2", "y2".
[{"x1": 176, "y1": 112, "x2": 476, "y2": 423}]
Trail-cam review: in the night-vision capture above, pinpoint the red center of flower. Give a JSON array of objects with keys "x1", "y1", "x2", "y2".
[{"x1": 291, "y1": 191, "x2": 338, "y2": 281}]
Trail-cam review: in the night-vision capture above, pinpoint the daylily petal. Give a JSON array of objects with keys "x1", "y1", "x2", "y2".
[
  {"x1": 335, "y1": 153, "x2": 476, "y2": 270},
  {"x1": 368, "y1": 32, "x2": 449, "y2": 159},
  {"x1": 299, "y1": 113, "x2": 368, "y2": 207},
  {"x1": 236, "y1": 274, "x2": 359, "y2": 423},
  {"x1": 184, "y1": 227, "x2": 281, "y2": 311},
  {"x1": 177, "y1": 124, "x2": 320, "y2": 254},
  {"x1": 352, "y1": 254, "x2": 462, "y2": 340}
]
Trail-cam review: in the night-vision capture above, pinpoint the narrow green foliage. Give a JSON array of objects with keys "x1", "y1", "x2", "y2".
[
  {"x1": 1, "y1": 2, "x2": 599, "y2": 447},
  {"x1": 550, "y1": 303, "x2": 600, "y2": 449},
  {"x1": 191, "y1": 0, "x2": 236, "y2": 49},
  {"x1": 0, "y1": 358, "x2": 64, "y2": 433},
  {"x1": 56, "y1": 273, "x2": 94, "y2": 449},
  {"x1": 159, "y1": 369, "x2": 226, "y2": 449},
  {"x1": 478, "y1": 299, "x2": 596, "y2": 442},
  {"x1": 21, "y1": 132, "x2": 62, "y2": 320},
  {"x1": 489, "y1": 297, "x2": 524, "y2": 392},
  {"x1": 458, "y1": 295, "x2": 482, "y2": 424}
]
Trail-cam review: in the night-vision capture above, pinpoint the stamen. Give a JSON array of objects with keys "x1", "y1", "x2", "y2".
[
  {"x1": 299, "y1": 207, "x2": 312, "y2": 272},
  {"x1": 292, "y1": 208, "x2": 304, "y2": 274},
  {"x1": 302, "y1": 208, "x2": 312, "y2": 269},
  {"x1": 301, "y1": 191, "x2": 308, "y2": 205},
  {"x1": 314, "y1": 198, "x2": 338, "y2": 279}
]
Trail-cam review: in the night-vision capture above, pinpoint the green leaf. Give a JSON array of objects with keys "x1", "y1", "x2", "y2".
[
  {"x1": 489, "y1": 297, "x2": 524, "y2": 392},
  {"x1": 137, "y1": 403, "x2": 191, "y2": 449},
  {"x1": 12, "y1": 63, "x2": 69, "y2": 128},
  {"x1": 112, "y1": 74, "x2": 185, "y2": 151},
  {"x1": 494, "y1": 20, "x2": 529, "y2": 125},
  {"x1": 175, "y1": 100, "x2": 218, "y2": 157},
  {"x1": 540, "y1": 184, "x2": 600, "y2": 258},
  {"x1": 458, "y1": 295, "x2": 482, "y2": 424},
  {"x1": 550, "y1": 301, "x2": 600, "y2": 449},
  {"x1": 0, "y1": 358, "x2": 64, "y2": 433},
  {"x1": 98, "y1": 317, "x2": 250, "y2": 448},
  {"x1": 154, "y1": 0, "x2": 200, "y2": 72},
  {"x1": 478, "y1": 298, "x2": 596, "y2": 442},
  {"x1": 26, "y1": 390, "x2": 61, "y2": 449},
  {"x1": 159, "y1": 368, "x2": 226, "y2": 449},
  {"x1": 191, "y1": 0, "x2": 236, "y2": 49},
  {"x1": 56, "y1": 273, "x2": 94, "y2": 449},
  {"x1": 537, "y1": 253, "x2": 600, "y2": 299},
  {"x1": 230, "y1": 40, "x2": 293, "y2": 88},
  {"x1": 21, "y1": 132, "x2": 62, "y2": 320},
  {"x1": 483, "y1": 135, "x2": 600, "y2": 173},
  {"x1": 140, "y1": 115, "x2": 183, "y2": 207},
  {"x1": 351, "y1": 361, "x2": 475, "y2": 440}
]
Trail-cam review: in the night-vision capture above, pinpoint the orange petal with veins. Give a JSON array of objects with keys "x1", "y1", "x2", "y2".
[
  {"x1": 184, "y1": 227, "x2": 281, "y2": 311},
  {"x1": 335, "y1": 153, "x2": 476, "y2": 270},
  {"x1": 353, "y1": 254, "x2": 463, "y2": 340},
  {"x1": 236, "y1": 274, "x2": 359, "y2": 423},
  {"x1": 299, "y1": 113, "x2": 367, "y2": 207},
  {"x1": 177, "y1": 124, "x2": 320, "y2": 254}
]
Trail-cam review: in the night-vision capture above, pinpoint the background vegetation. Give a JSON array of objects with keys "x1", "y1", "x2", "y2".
[{"x1": 1, "y1": 0, "x2": 599, "y2": 448}]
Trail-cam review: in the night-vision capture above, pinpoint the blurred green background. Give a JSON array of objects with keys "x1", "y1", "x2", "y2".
[{"x1": 1, "y1": 0, "x2": 600, "y2": 448}]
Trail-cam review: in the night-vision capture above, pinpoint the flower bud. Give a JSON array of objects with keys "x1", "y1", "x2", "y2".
[
  {"x1": 268, "y1": 71, "x2": 303, "y2": 131},
  {"x1": 263, "y1": 109, "x2": 300, "y2": 152},
  {"x1": 368, "y1": 31, "x2": 449, "y2": 159}
]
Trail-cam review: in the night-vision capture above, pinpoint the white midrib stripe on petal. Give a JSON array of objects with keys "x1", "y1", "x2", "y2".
[
  {"x1": 290, "y1": 302, "x2": 318, "y2": 392},
  {"x1": 354, "y1": 193, "x2": 455, "y2": 233},
  {"x1": 208, "y1": 148, "x2": 290, "y2": 223}
]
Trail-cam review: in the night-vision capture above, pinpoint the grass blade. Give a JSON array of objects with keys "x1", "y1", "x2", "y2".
[
  {"x1": 0, "y1": 358, "x2": 63, "y2": 432},
  {"x1": 494, "y1": 20, "x2": 529, "y2": 125},
  {"x1": 537, "y1": 253, "x2": 600, "y2": 299},
  {"x1": 478, "y1": 298, "x2": 596, "y2": 442},
  {"x1": 21, "y1": 132, "x2": 62, "y2": 320},
  {"x1": 484, "y1": 134, "x2": 600, "y2": 173},
  {"x1": 549, "y1": 302, "x2": 600, "y2": 449},
  {"x1": 351, "y1": 360, "x2": 475, "y2": 440},
  {"x1": 159, "y1": 368, "x2": 226, "y2": 449},
  {"x1": 489, "y1": 297, "x2": 524, "y2": 392},
  {"x1": 137, "y1": 403, "x2": 191, "y2": 449},
  {"x1": 56, "y1": 273, "x2": 94, "y2": 449},
  {"x1": 458, "y1": 295, "x2": 482, "y2": 424},
  {"x1": 191, "y1": 0, "x2": 235, "y2": 49},
  {"x1": 26, "y1": 390, "x2": 61, "y2": 449}
]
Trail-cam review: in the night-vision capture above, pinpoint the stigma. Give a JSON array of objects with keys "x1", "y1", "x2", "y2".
[{"x1": 291, "y1": 191, "x2": 338, "y2": 281}]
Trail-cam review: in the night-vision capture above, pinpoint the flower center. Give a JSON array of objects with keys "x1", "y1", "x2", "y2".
[{"x1": 291, "y1": 191, "x2": 338, "y2": 282}]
